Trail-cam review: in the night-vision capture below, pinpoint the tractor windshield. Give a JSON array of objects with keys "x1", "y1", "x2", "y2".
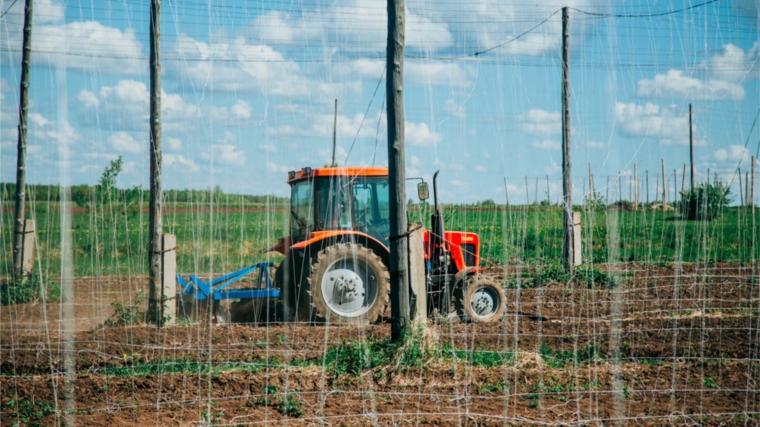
[
  {"x1": 351, "y1": 177, "x2": 390, "y2": 245},
  {"x1": 290, "y1": 180, "x2": 313, "y2": 241},
  {"x1": 315, "y1": 176, "x2": 353, "y2": 231}
]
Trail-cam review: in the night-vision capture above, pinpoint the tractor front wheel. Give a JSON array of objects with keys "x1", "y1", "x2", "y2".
[
  {"x1": 308, "y1": 243, "x2": 390, "y2": 323},
  {"x1": 455, "y1": 274, "x2": 506, "y2": 323}
]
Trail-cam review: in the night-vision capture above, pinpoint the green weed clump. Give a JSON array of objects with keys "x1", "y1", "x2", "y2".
[
  {"x1": 539, "y1": 343, "x2": 604, "y2": 368},
  {"x1": 0, "y1": 275, "x2": 60, "y2": 306},
  {"x1": 257, "y1": 386, "x2": 303, "y2": 417},
  {"x1": 575, "y1": 267, "x2": 622, "y2": 288}
]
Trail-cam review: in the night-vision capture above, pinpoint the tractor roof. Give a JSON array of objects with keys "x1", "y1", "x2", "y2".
[{"x1": 287, "y1": 167, "x2": 388, "y2": 183}]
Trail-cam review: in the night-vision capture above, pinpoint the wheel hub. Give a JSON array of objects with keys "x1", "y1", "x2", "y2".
[
  {"x1": 470, "y1": 288, "x2": 497, "y2": 317},
  {"x1": 323, "y1": 268, "x2": 367, "y2": 315}
]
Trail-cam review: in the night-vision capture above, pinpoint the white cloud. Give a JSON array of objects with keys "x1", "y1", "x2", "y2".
[
  {"x1": 231, "y1": 100, "x2": 252, "y2": 119},
  {"x1": 266, "y1": 161, "x2": 290, "y2": 174},
  {"x1": 165, "y1": 154, "x2": 200, "y2": 172},
  {"x1": 28, "y1": 112, "x2": 80, "y2": 145},
  {"x1": 443, "y1": 99, "x2": 466, "y2": 118},
  {"x1": 76, "y1": 90, "x2": 100, "y2": 108},
  {"x1": 406, "y1": 122, "x2": 442, "y2": 147},
  {"x1": 583, "y1": 141, "x2": 607, "y2": 149},
  {"x1": 713, "y1": 145, "x2": 749, "y2": 163},
  {"x1": 475, "y1": 165, "x2": 486, "y2": 172},
  {"x1": 531, "y1": 139, "x2": 560, "y2": 150},
  {"x1": 637, "y1": 70, "x2": 744, "y2": 100},
  {"x1": 517, "y1": 109, "x2": 560, "y2": 136},
  {"x1": 614, "y1": 102, "x2": 702, "y2": 146},
  {"x1": 204, "y1": 143, "x2": 246, "y2": 166},
  {"x1": 258, "y1": 143, "x2": 277, "y2": 153},
  {"x1": 108, "y1": 131, "x2": 141, "y2": 154},
  {"x1": 167, "y1": 137, "x2": 183, "y2": 151},
  {"x1": 171, "y1": 35, "x2": 360, "y2": 98},
  {"x1": 33, "y1": 21, "x2": 143, "y2": 74},
  {"x1": 700, "y1": 42, "x2": 760, "y2": 81}
]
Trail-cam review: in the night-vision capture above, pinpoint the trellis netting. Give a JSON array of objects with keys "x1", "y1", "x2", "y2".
[{"x1": 0, "y1": 0, "x2": 759, "y2": 425}]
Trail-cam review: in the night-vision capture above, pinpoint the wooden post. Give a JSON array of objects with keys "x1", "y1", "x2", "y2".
[
  {"x1": 332, "y1": 99, "x2": 338, "y2": 167},
  {"x1": 561, "y1": 6, "x2": 574, "y2": 270},
  {"x1": 739, "y1": 168, "x2": 744, "y2": 206},
  {"x1": 752, "y1": 156, "x2": 756, "y2": 213},
  {"x1": 387, "y1": 0, "x2": 409, "y2": 340},
  {"x1": 573, "y1": 212, "x2": 581, "y2": 266},
  {"x1": 20, "y1": 219, "x2": 35, "y2": 277},
  {"x1": 504, "y1": 177, "x2": 510, "y2": 206},
  {"x1": 646, "y1": 171, "x2": 649, "y2": 204},
  {"x1": 408, "y1": 227, "x2": 426, "y2": 320},
  {"x1": 12, "y1": 0, "x2": 33, "y2": 282},
  {"x1": 673, "y1": 169, "x2": 677, "y2": 205},
  {"x1": 633, "y1": 163, "x2": 638, "y2": 210},
  {"x1": 525, "y1": 176, "x2": 530, "y2": 205},
  {"x1": 681, "y1": 164, "x2": 686, "y2": 196},
  {"x1": 661, "y1": 159, "x2": 667, "y2": 209},
  {"x1": 707, "y1": 168, "x2": 710, "y2": 186},
  {"x1": 148, "y1": 0, "x2": 163, "y2": 323},
  {"x1": 161, "y1": 234, "x2": 176, "y2": 325},
  {"x1": 747, "y1": 172, "x2": 751, "y2": 209},
  {"x1": 689, "y1": 104, "x2": 695, "y2": 191}
]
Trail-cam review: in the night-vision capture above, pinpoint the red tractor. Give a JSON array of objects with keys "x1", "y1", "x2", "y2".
[{"x1": 266, "y1": 166, "x2": 505, "y2": 324}]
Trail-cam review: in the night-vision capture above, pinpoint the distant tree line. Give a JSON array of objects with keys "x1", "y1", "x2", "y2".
[{"x1": 0, "y1": 182, "x2": 287, "y2": 206}]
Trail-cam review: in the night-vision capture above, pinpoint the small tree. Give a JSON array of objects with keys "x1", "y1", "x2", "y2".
[{"x1": 680, "y1": 182, "x2": 730, "y2": 221}]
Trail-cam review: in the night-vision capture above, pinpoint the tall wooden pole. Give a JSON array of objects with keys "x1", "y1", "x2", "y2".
[
  {"x1": 387, "y1": 0, "x2": 409, "y2": 340},
  {"x1": 12, "y1": 0, "x2": 34, "y2": 282},
  {"x1": 739, "y1": 168, "x2": 744, "y2": 206},
  {"x1": 504, "y1": 177, "x2": 510, "y2": 206},
  {"x1": 561, "y1": 6, "x2": 574, "y2": 270},
  {"x1": 673, "y1": 169, "x2": 677, "y2": 205},
  {"x1": 332, "y1": 99, "x2": 338, "y2": 167},
  {"x1": 661, "y1": 159, "x2": 667, "y2": 209},
  {"x1": 633, "y1": 163, "x2": 638, "y2": 210},
  {"x1": 681, "y1": 164, "x2": 686, "y2": 196},
  {"x1": 752, "y1": 156, "x2": 756, "y2": 213},
  {"x1": 747, "y1": 172, "x2": 751, "y2": 209},
  {"x1": 525, "y1": 176, "x2": 530, "y2": 205},
  {"x1": 148, "y1": 0, "x2": 163, "y2": 323},
  {"x1": 689, "y1": 104, "x2": 695, "y2": 191}
]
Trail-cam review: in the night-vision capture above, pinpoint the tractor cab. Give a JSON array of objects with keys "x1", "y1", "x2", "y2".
[{"x1": 288, "y1": 167, "x2": 391, "y2": 246}]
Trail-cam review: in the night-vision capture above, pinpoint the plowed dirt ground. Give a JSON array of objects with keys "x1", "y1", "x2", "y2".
[{"x1": 1, "y1": 263, "x2": 758, "y2": 426}]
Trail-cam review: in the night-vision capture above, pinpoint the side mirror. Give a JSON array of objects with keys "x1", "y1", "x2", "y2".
[{"x1": 417, "y1": 182, "x2": 429, "y2": 201}]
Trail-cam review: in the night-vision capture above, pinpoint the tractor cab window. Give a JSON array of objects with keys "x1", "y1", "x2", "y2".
[
  {"x1": 290, "y1": 180, "x2": 314, "y2": 240},
  {"x1": 352, "y1": 178, "x2": 390, "y2": 245},
  {"x1": 315, "y1": 177, "x2": 353, "y2": 231}
]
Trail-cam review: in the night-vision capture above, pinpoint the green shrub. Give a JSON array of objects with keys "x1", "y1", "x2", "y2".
[
  {"x1": 680, "y1": 182, "x2": 730, "y2": 221},
  {"x1": 1, "y1": 275, "x2": 60, "y2": 306}
]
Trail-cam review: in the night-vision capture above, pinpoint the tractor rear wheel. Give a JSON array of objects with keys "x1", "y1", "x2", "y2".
[
  {"x1": 455, "y1": 274, "x2": 506, "y2": 323},
  {"x1": 307, "y1": 243, "x2": 390, "y2": 323}
]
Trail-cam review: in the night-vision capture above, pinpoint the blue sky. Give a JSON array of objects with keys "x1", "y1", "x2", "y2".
[{"x1": 0, "y1": 0, "x2": 758, "y2": 204}]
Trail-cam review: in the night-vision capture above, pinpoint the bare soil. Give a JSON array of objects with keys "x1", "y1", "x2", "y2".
[{"x1": 1, "y1": 263, "x2": 758, "y2": 426}]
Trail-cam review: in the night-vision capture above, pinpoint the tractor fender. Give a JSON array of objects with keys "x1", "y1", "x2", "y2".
[
  {"x1": 291, "y1": 230, "x2": 390, "y2": 267},
  {"x1": 448, "y1": 266, "x2": 484, "y2": 292}
]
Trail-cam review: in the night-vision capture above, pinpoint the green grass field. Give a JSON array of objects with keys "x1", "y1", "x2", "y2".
[{"x1": 1, "y1": 200, "x2": 758, "y2": 281}]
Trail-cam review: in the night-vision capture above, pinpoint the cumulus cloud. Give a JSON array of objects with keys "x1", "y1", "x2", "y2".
[
  {"x1": 614, "y1": 102, "x2": 703, "y2": 146},
  {"x1": 108, "y1": 131, "x2": 142, "y2": 154},
  {"x1": 167, "y1": 137, "x2": 183, "y2": 151},
  {"x1": 406, "y1": 122, "x2": 442, "y2": 147},
  {"x1": 700, "y1": 42, "x2": 760, "y2": 81},
  {"x1": 531, "y1": 139, "x2": 560, "y2": 150},
  {"x1": 443, "y1": 99, "x2": 466, "y2": 118},
  {"x1": 204, "y1": 143, "x2": 246, "y2": 166},
  {"x1": 170, "y1": 35, "x2": 360, "y2": 98},
  {"x1": 231, "y1": 100, "x2": 252, "y2": 119},
  {"x1": 713, "y1": 145, "x2": 750, "y2": 164},
  {"x1": 165, "y1": 154, "x2": 200, "y2": 172},
  {"x1": 637, "y1": 70, "x2": 744, "y2": 100},
  {"x1": 583, "y1": 141, "x2": 607, "y2": 149},
  {"x1": 27, "y1": 112, "x2": 80, "y2": 145},
  {"x1": 517, "y1": 109, "x2": 560, "y2": 136},
  {"x1": 258, "y1": 143, "x2": 277, "y2": 153}
]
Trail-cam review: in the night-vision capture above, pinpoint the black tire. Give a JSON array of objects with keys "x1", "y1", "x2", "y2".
[
  {"x1": 454, "y1": 274, "x2": 506, "y2": 323},
  {"x1": 307, "y1": 243, "x2": 390, "y2": 324}
]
